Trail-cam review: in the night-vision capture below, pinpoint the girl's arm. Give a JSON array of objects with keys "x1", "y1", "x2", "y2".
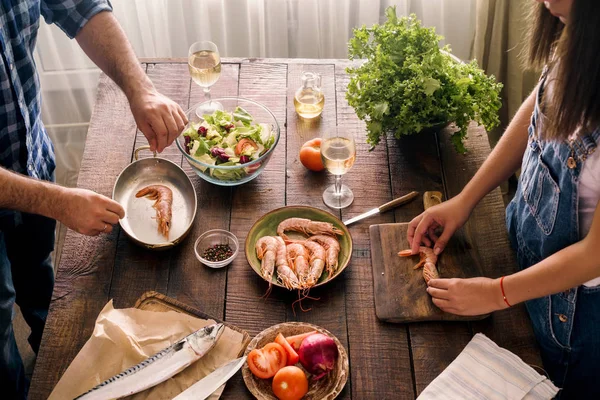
[
  {"x1": 427, "y1": 200, "x2": 600, "y2": 315},
  {"x1": 408, "y1": 87, "x2": 537, "y2": 254},
  {"x1": 455, "y1": 87, "x2": 535, "y2": 211}
]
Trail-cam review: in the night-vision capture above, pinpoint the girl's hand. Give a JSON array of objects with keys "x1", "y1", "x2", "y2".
[
  {"x1": 407, "y1": 194, "x2": 472, "y2": 255},
  {"x1": 426, "y1": 277, "x2": 508, "y2": 316}
]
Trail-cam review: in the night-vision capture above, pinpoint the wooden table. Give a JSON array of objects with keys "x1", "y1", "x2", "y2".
[{"x1": 30, "y1": 58, "x2": 541, "y2": 399}]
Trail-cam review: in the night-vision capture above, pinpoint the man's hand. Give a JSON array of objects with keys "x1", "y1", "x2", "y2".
[
  {"x1": 129, "y1": 89, "x2": 188, "y2": 153},
  {"x1": 74, "y1": 11, "x2": 188, "y2": 153},
  {"x1": 55, "y1": 188, "x2": 125, "y2": 236}
]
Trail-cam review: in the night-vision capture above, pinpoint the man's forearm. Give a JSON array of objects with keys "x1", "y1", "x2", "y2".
[
  {"x1": 458, "y1": 88, "x2": 536, "y2": 211},
  {"x1": 0, "y1": 167, "x2": 64, "y2": 219},
  {"x1": 75, "y1": 11, "x2": 153, "y2": 100}
]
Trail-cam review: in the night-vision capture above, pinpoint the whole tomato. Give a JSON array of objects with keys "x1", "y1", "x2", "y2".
[
  {"x1": 272, "y1": 366, "x2": 309, "y2": 400},
  {"x1": 299, "y1": 138, "x2": 325, "y2": 172}
]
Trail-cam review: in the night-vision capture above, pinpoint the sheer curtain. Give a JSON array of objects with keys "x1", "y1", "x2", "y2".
[
  {"x1": 37, "y1": 0, "x2": 476, "y2": 127},
  {"x1": 36, "y1": 0, "x2": 475, "y2": 191}
]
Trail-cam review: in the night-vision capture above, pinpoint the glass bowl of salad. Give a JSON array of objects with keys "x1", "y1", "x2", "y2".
[{"x1": 177, "y1": 97, "x2": 280, "y2": 186}]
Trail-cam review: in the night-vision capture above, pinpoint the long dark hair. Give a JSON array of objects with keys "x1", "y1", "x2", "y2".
[{"x1": 525, "y1": 1, "x2": 600, "y2": 140}]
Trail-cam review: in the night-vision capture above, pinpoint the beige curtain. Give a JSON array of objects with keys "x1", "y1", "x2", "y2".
[{"x1": 470, "y1": 0, "x2": 539, "y2": 147}]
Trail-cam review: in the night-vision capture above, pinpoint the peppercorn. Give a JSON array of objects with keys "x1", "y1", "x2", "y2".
[{"x1": 202, "y1": 244, "x2": 233, "y2": 262}]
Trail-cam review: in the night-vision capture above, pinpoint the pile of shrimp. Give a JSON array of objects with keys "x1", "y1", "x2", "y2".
[{"x1": 255, "y1": 218, "x2": 343, "y2": 296}]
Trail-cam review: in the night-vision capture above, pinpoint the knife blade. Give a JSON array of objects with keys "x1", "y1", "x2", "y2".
[
  {"x1": 173, "y1": 356, "x2": 247, "y2": 400},
  {"x1": 343, "y1": 191, "x2": 419, "y2": 226}
]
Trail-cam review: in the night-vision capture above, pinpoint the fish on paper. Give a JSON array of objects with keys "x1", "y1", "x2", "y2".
[{"x1": 73, "y1": 323, "x2": 224, "y2": 400}]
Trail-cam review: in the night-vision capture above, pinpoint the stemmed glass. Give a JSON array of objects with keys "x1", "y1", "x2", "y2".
[
  {"x1": 320, "y1": 127, "x2": 356, "y2": 209},
  {"x1": 188, "y1": 41, "x2": 222, "y2": 116}
]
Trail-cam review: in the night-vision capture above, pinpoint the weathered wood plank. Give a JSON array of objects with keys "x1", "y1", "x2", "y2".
[
  {"x1": 29, "y1": 73, "x2": 140, "y2": 400},
  {"x1": 437, "y1": 124, "x2": 542, "y2": 366},
  {"x1": 109, "y1": 63, "x2": 192, "y2": 308},
  {"x1": 221, "y1": 62, "x2": 290, "y2": 399},
  {"x1": 385, "y1": 130, "x2": 473, "y2": 395},
  {"x1": 284, "y1": 63, "x2": 350, "y2": 400},
  {"x1": 167, "y1": 62, "x2": 240, "y2": 319},
  {"x1": 335, "y1": 61, "x2": 415, "y2": 399}
]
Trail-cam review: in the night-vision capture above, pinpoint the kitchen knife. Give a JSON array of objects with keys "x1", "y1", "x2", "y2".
[
  {"x1": 173, "y1": 356, "x2": 247, "y2": 400},
  {"x1": 343, "y1": 191, "x2": 419, "y2": 226}
]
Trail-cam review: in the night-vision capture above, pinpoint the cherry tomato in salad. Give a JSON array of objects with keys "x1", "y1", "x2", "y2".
[
  {"x1": 272, "y1": 366, "x2": 309, "y2": 400},
  {"x1": 275, "y1": 333, "x2": 300, "y2": 365},
  {"x1": 247, "y1": 342, "x2": 287, "y2": 379},
  {"x1": 299, "y1": 138, "x2": 324, "y2": 172},
  {"x1": 285, "y1": 330, "x2": 318, "y2": 351},
  {"x1": 235, "y1": 138, "x2": 259, "y2": 156}
]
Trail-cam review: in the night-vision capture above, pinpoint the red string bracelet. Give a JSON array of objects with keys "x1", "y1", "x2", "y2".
[{"x1": 500, "y1": 276, "x2": 512, "y2": 308}]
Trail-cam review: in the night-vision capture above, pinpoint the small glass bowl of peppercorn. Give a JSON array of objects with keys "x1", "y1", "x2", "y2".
[{"x1": 194, "y1": 229, "x2": 239, "y2": 268}]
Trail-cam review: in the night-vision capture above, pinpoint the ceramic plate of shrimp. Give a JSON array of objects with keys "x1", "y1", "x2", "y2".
[{"x1": 245, "y1": 206, "x2": 353, "y2": 291}]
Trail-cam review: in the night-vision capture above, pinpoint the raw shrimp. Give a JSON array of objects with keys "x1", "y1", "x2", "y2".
[
  {"x1": 136, "y1": 185, "x2": 173, "y2": 239},
  {"x1": 276, "y1": 218, "x2": 344, "y2": 240},
  {"x1": 299, "y1": 240, "x2": 326, "y2": 287},
  {"x1": 274, "y1": 237, "x2": 301, "y2": 290},
  {"x1": 308, "y1": 235, "x2": 341, "y2": 279},
  {"x1": 255, "y1": 236, "x2": 278, "y2": 291},
  {"x1": 398, "y1": 247, "x2": 440, "y2": 283},
  {"x1": 287, "y1": 243, "x2": 311, "y2": 288}
]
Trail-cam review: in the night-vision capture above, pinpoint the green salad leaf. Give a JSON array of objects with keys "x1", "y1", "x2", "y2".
[
  {"x1": 233, "y1": 106, "x2": 253, "y2": 126},
  {"x1": 182, "y1": 106, "x2": 276, "y2": 181},
  {"x1": 346, "y1": 7, "x2": 503, "y2": 153}
]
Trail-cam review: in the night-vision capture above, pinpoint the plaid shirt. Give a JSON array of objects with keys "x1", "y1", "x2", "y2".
[{"x1": 0, "y1": 0, "x2": 112, "y2": 226}]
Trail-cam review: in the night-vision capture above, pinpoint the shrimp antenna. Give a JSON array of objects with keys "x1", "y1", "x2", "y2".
[
  {"x1": 291, "y1": 289, "x2": 321, "y2": 314},
  {"x1": 260, "y1": 283, "x2": 272, "y2": 301}
]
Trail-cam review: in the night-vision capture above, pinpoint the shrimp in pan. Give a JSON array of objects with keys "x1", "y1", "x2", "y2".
[{"x1": 136, "y1": 185, "x2": 173, "y2": 239}]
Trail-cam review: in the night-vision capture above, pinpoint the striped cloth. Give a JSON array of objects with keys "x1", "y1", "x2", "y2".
[{"x1": 418, "y1": 333, "x2": 559, "y2": 400}]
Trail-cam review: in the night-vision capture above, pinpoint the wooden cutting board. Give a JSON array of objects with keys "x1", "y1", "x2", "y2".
[{"x1": 370, "y1": 193, "x2": 489, "y2": 323}]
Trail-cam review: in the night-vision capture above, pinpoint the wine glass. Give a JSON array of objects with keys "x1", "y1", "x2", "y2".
[
  {"x1": 320, "y1": 127, "x2": 356, "y2": 209},
  {"x1": 188, "y1": 41, "x2": 223, "y2": 116}
]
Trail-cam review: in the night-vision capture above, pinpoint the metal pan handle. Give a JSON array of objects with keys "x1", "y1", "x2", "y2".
[{"x1": 134, "y1": 145, "x2": 158, "y2": 161}]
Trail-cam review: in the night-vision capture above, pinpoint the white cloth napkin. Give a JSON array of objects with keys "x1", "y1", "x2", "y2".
[{"x1": 418, "y1": 333, "x2": 559, "y2": 400}]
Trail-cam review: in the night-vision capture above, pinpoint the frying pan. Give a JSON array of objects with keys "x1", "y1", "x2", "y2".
[{"x1": 112, "y1": 146, "x2": 197, "y2": 250}]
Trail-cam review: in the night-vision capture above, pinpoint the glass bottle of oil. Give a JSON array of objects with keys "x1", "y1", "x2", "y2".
[{"x1": 294, "y1": 72, "x2": 324, "y2": 119}]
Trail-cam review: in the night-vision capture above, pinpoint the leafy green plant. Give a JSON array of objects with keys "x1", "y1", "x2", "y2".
[{"x1": 346, "y1": 7, "x2": 502, "y2": 153}]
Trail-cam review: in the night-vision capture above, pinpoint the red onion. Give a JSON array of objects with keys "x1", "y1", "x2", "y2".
[
  {"x1": 184, "y1": 136, "x2": 191, "y2": 154},
  {"x1": 298, "y1": 333, "x2": 338, "y2": 380},
  {"x1": 210, "y1": 147, "x2": 229, "y2": 162}
]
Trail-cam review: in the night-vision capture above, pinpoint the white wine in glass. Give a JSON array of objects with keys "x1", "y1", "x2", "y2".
[
  {"x1": 188, "y1": 41, "x2": 222, "y2": 116},
  {"x1": 321, "y1": 129, "x2": 356, "y2": 209}
]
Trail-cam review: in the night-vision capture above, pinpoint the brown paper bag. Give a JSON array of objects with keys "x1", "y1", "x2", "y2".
[{"x1": 49, "y1": 300, "x2": 245, "y2": 400}]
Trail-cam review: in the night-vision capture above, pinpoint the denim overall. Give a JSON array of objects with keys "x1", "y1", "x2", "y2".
[{"x1": 505, "y1": 71, "x2": 600, "y2": 398}]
